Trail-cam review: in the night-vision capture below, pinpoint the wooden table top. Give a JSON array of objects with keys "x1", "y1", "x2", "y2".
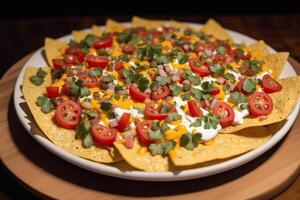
[{"x1": 1, "y1": 15, "x2": 300, "y2": 199}]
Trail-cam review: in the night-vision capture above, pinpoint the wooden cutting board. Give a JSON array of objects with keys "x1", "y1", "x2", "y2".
[{"x1": 0, "y1": 54, "x2": 300, "y2": 200}]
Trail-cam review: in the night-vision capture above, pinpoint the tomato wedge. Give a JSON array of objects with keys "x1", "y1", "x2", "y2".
[
  {"x1": 92, "y1": 124, "x2": 117, "y2": 146},
  {"x1": 122, "y1": 43, "x2": 135, "y2": 54},
  {"x1": 93, "y1": 35, "x2": 113, "y2": 49},
  {"x1": 238, "y1": 66, "x2": 255, "y2": 76},
  {"x1": 86, "y1": 55, "x2": 109, "y2": 69},
  {"x1": 212, "y1": 102, "x2": 234, "y2": 127},
  {"x1": 145, "y1": 102, "x2": 176, "y2": 120},
  {"x1": 188, "y1": 100, "x2": 203, "y2": 117},
  {"x1": 64, "y1": 47, "x2": 85, "y2": 62},
  {"x1": 151, "y1": 86, "x2": 170, "y2": 100},
  {"x1": 116, "y1": 113, "x2": 131, "y2": 132},
  {"x1": 64, "y1": 54, "x2": 78, "y2": 65},
  {"x1": 114, "y1": 61, "x2": 125, "y2": 71},
  {"x1": 52, "y1": 58, "x2": 65, "y2": 70},
  {"x1": 136, "y1": 120, "x2": 154, "y2": 145},
  {"x1": 85, "y1": 77, "x2": 99, "y2": 88},
  {"x1": 55, "y1": 100, "x2": 81, "y2": 129},
  {"x1": 261, "y1": 74, "x2": 282, "y2": 93},
  {"x1": 189, "y1": 58, "x2": 211, "y2": 77},
  {"x1": 249, "y1": 92, "x2": 273, "y2": 117},
  {"x1": 129, "y1": 85, "x2": 149, "y2": 102},
  {"x1": 46, "y1": 86, "x2": 60, "y2": 98}
]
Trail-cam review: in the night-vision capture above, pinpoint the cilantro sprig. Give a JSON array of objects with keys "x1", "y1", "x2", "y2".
[{"x1": 30, "y1": 68, "x2": 48, "y2": 86}]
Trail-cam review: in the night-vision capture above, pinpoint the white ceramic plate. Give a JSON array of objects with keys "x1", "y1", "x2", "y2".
[{"x1": 14, "y1": 22, "x2": 300, "y2": 181}]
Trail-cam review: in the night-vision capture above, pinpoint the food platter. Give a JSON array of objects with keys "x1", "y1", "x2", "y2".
[{"x1": 13, "y1": 21, "x2": 300, "y2": 181}]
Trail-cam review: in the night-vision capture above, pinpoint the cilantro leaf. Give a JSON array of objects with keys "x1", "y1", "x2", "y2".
[
  {"x1": 156, "y1": 76, "x2": 171, "y2": 86},
  {"x1": 167, "y1": 113, "x2": 182, "y2": 121},
  {"x1": 216, "y1": 46, "x2": 227, "y2": 55},
  {"x1": 170, "y1": 84, "x2": 182, "y2": 96},
  {"x1": 149, "y1": 129, "x2": 164, "y2": 140},
  {"x1": 75, "y1": 121, "x2": 92, "y2": 143},
  {"x1": 190, "y1": 118, "x2": 202, "y2": 127},
  {"x1": 100, "y1": 102, "x2": 112, "y2": 111},
  {"x1": 36, "y1": 96, "x2": 55, "y2": 113},
  {"x1": 30, "y1": 76, "x2": 44, "y2": 86},
  {"x1": 177, "y1": 53, "x2": 188, "y2": 64},
  {"x1": 89, "y1": 68, "x2": 103, "y2": 77},
  {"x1": 201, "y1": 114, "x2": 219, "y2": 129},
  {"x1": 149, "y1": 141, "x2": 176, "y2": 156},
  {"x1": 210, "y1": 64, "x2": 224, "y2": 76},
  {"x1": 181, "y1": 93, "x2": 191, "y2": 101},
  {"x1": 191, "y1": 88, "x2": 203, "y2": 100},
  {"x1": 80, "y1": 87, "x2": 91, "y2": 97},
  {"x1": 83, "y1": 133, "x2": 94, "y2": 148},
  {"x1": 180, "y1": 132, "x2": 202, "y2": 150},
  {"x1": 242, "y1": 79, "x2": 256, "y2": 93},
  {"x1": 137, "y1": 76, "x2": 149, "y2": 92}
]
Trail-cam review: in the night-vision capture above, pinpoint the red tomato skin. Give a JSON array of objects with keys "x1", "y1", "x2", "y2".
[
  {"x1": 210, "y1": 88, "x2": 220, "y2": 95},
  {"x1": 212, "y1": 102, "x2": 234, "y2": 127},
  {"x1": 136, "y1": 120, "x2": 154, "y2": 145},
  {"x1": 86, "y1": 55, "x2": 109, "y2": 69},
  {"x1": 249, "y1": 92, "x2": 273, "y2": 117},
  {"x1": 189, "y1": 58, "x2": 211, "y2": 77},
  {"x1": 52, "y1": 59, "x2": 65, "y2": 70},
  {"x1": 85, "y1": 77, "x2": 100, "y2": 88},
  {"x1": 55, "y1": 100, "x2": 81, "y2": 129},
  {"x1": 116, "y1": 113, "x2": 131, "y2": 132},
  {"x1": 151, "y1": 86, "x2": 170, "y2": 100},
  {"x1": 92, "y1": 124, "x2": 117, "y2": 146},
  {"x1": 129, "y1": 85, "x2": 148, "y2": 102},
  {"x1": 62, "y1": 84, "x2": 72, "y2": 96},
  {"x1": 114, "y1": 61, "x2": 125, "y2": 71},
  {"x1": 93, "y1": 36, "x2": 113, "y2": 49},
  {"x1": 144, "y1": 102, "x2": 176, "y2": 121},
  {"x1": 122, "y1": 44, "x2": 136, "y2": 54},
  {"x1": 46, "y1": 86, "x2": 60, "y2": 98},
  {"x1": 188, "y1": 100, "x2": 203, "y2": 117},
  {"x1": 261, "y1": 74, "x2": 282, "y2": 93}
]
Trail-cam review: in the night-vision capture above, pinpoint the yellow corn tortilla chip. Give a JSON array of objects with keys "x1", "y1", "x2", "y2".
[
  {"x1": 201, "y1": 19, "x2": 234, "y2": 42},
  {"x1": 221, "y1": 76, "x2": 300, "y2": 134},
  {"x1": 114, "y1": 139, "x2": 169, "y2": 171},
  {"x1": 105, "y1": 19, "x2": 125, "y2": 33},
  {"x1": 169, "y1": 20, "x2": 189, "y2": 30},
  {"x1": 170, "y1": 121, "x2": 284, "y2": 166},
  {"x1": 247, "y1": 40, "x2": 269, "y2": 58},
  {"x1": 132, "y1": 16, "x2": 166, "y2": 29},
  {"x1": 23, "y1": 67, "x2": 122, "y2": 163},
  {"x1": 44, "y1": 38, "x2": 68, "y2": 67},
  {"x1": 91, "y1": 25, "x2": 103, "y2": 36},
  {"x1": 262, "y1": 52, "x2": 289, "y2": 79},
  {"x1": 72, "y1": 30, "x2": 88, "y2": 42}
]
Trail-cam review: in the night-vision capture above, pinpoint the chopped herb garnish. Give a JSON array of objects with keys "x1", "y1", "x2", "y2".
[
  {"x1": 156, "y1": 76, "x2": 171, "y2": 86},
  {"x1": 180, "y1": 132, "x2": 202, "y2": 150},
  {"x1": 181, "y1": 93, "x2": 191, "y2": 101},
  {"x1": 36, "y1": 96, "x2": 56, "y2": 113},
  {"x1": 170, "y1": 84, "x2": 182, "y2": 96},
  {"x1": 100, "y1": 102, "x2": 112, "y2": 111},
  {"x1": 216, "y1": 46, "x2": 227, "y2": 55},
  {"x1": 149, "y1": 141, "x2": 176, "y2": 156},
  {"x1": 167, "y1": 113, "x2": 182, "y2": 121},
  {"x1": 242, "y1": 79, "x2": 256, "y2": 93},
  {"x1": 89, "y1": 68, "x2": 103, "y2": 77},
  {"x1": 210, "y1": 63, "x2": 225, "y2": 76},
  {"x1": 29, "y1": 68, "x2": 47, "y2": 86}
]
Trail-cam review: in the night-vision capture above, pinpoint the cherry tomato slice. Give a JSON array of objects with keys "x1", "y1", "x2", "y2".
[
  {"x1": 136, "y1": 120, "x2": 155, "y2": 145},
  {"x1": 188, "y1": 100, "x2": 203, "y2": 117},
  {"x1": 46, "y1": 86, "x2": 60, "y2": 98},
  {"x1": 261, "y1": 74, "x2": 282, "y2": 93},
  {"x1": 85, "y1": 77, "x2": 100, "y2": 88},
  {"x1": 238, "y1": 66, "x2": 255, "y2": 76},
  {"x1": 151, "y1": 86, "x2": 170, "y2": 100},
  {"x1": 122, "y1": 43, "x2": 135, "y2": 54},
  {"x1": 55, "y1": 100, "x2": 81, "y2": 129},
  {"x1": 145, "y1": 102, "x2": 176, "y2": 121},
  {"x1": 212, "y1": 102, "x2": 234, "y2": 127},
  {"x1": 241, "y1": 53, "x2": 251, "y2": 60},
  {"x1": 93, "y1": 36, "x2": 113, "y2": 49},
  {"x1": 92, "y1": 124, "x2": 117, "y2": 146},
  {"x1": 64, "y1": 54, "x2": 78, "y2": 65},
  {"x1": 114, "y1": 61, "x2": 125, "y2": 71},
  {"x1": 210, "y1": 88, "x2": 220, "y2": 95},
  {"x1": 189, "y1": 58, "x2": 211, "y2": 77},
  {"x1": 64, "y1": 47, "x2": 85, "y2": 62},
  {"x1": 249, "y1": 92, "x2": 273, "y2": 117},
  {"x1": 86, "y1": 55, "x2": 109, "y2": 69},
  {"x1": 129, "y1": 85, "x2": 149, "y2": 102},
  {"x1": 52, "y1": 58, "x2": 65, "y2": 70},
  {"x1": 116, "y1": 113, "x2": 131, "y2": 132}
]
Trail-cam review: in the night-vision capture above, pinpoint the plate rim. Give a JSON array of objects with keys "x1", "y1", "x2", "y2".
[{"x1": 13, "y1": 21, "x2": 300, "y2": 181}]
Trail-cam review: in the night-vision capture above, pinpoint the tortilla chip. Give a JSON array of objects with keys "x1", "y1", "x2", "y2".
[
  {"x1": 221, "y1": 76, "x2": 300, "y2": 134},
  {"x1": 23, "y1": 67, "x2": 122, "y2": 163},
  {"x1": 132, "y1": 16, "x2": 166, "y2": 29},
  {"x1": 44, "y1": 38, "x2": 68, "y2": 67},
  {"x1": 91, "y1": 25, "x2": 103, "y2": 36},
  {"x1": 201, "y1": 19, "x2": 233, "y2": 42},
  {"x1": 170, "y1": 122, "x2": 284, "y2": 166},
  {"x1": 262, "y1": 52, "x2": 289, "y2": 79},
  {"x1": 169, "y1": 20, "x2": 189, "y2": 30},
  {"x1": 114, "y1": 139, "x2": 169, "y2": 171},
  {"x1": 72, "y1": 31, "x2": 88, "y2": 42},
  {"x1": 247, "y1": 40, "x2": 269, "y2": 58},
  {"x1": 105, "y1": 19, "x2": 125, "y2": 33}
]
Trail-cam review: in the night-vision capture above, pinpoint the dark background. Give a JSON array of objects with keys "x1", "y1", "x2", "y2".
[{"x1": 1, "y1": 0, "x2": 300, "y2": 199}]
